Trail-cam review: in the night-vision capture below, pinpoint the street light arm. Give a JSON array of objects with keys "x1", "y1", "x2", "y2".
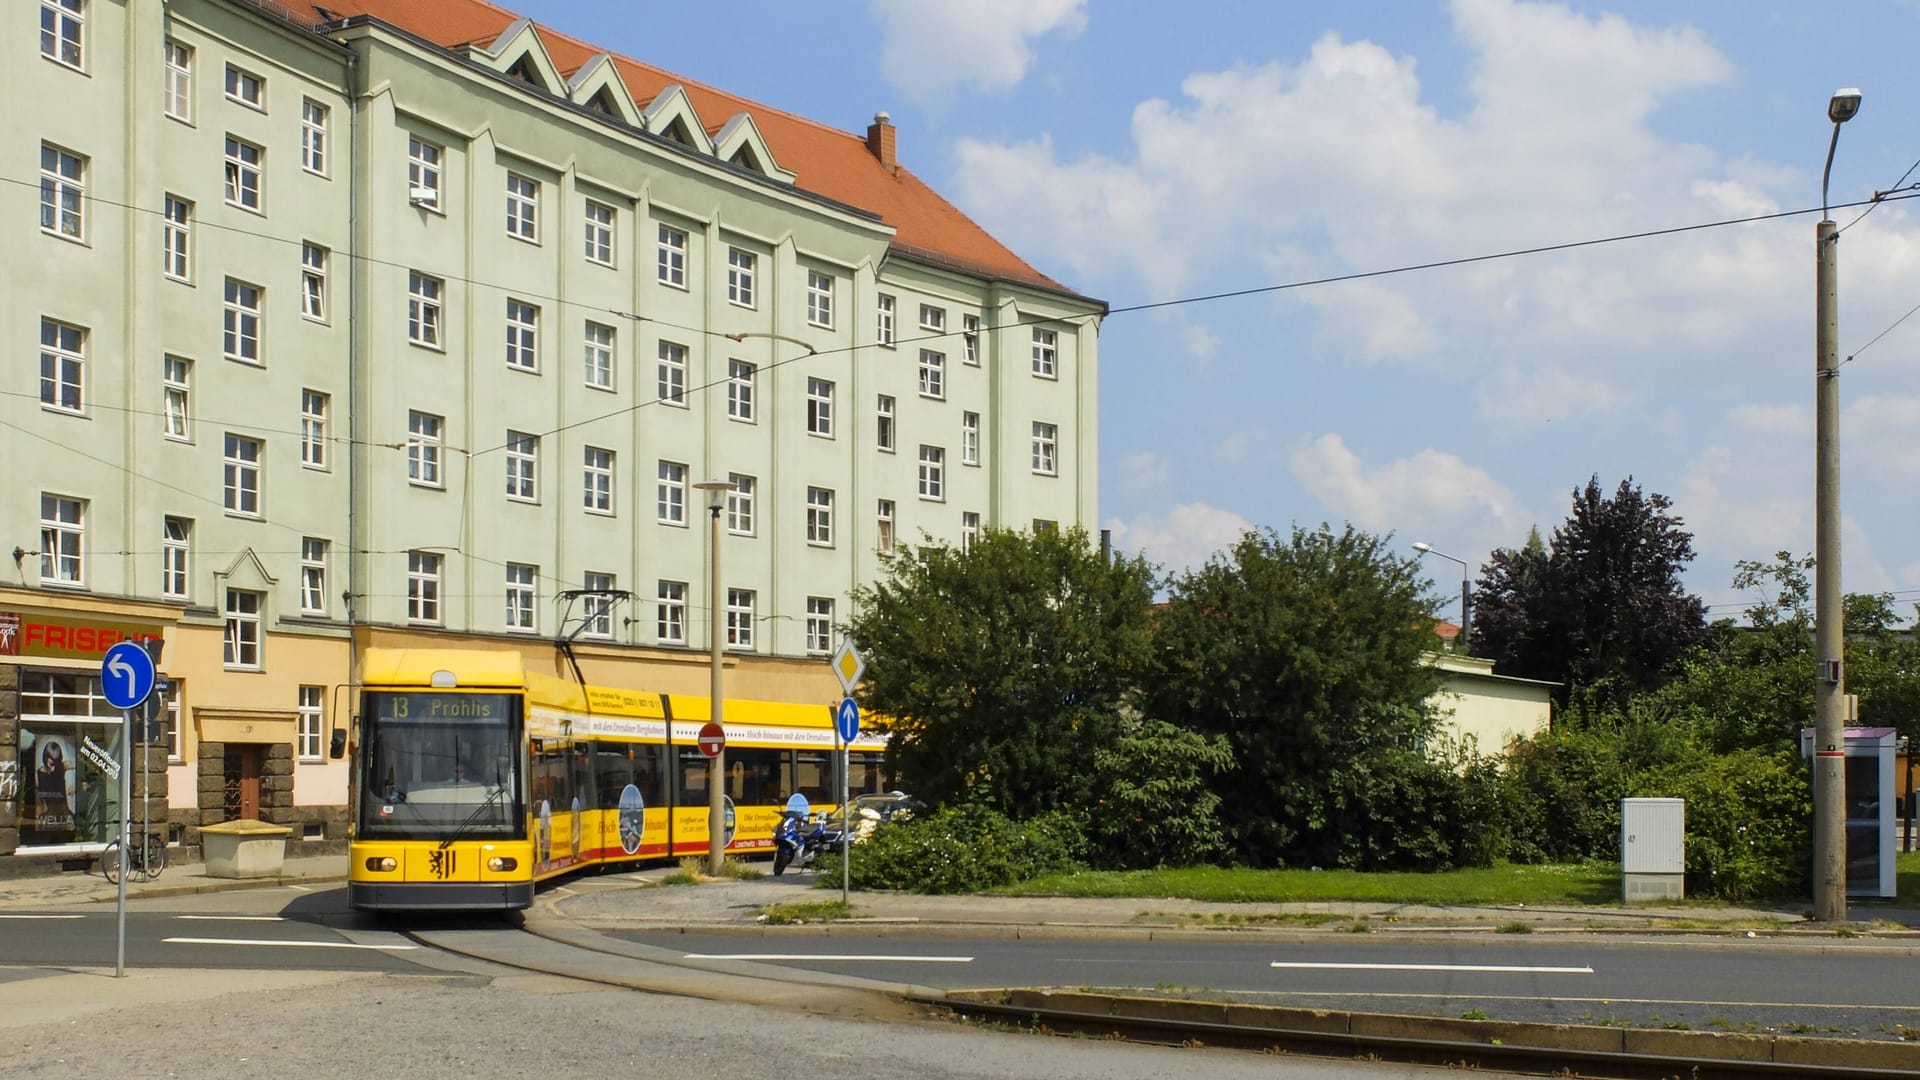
[{"x1": 1822, "y1": 121, "x2": 1843, "y2": 220}]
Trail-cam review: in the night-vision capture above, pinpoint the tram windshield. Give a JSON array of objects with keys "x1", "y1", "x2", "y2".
[{"x1": 357, "y1": 691, "x2": 523, "y2": 840}]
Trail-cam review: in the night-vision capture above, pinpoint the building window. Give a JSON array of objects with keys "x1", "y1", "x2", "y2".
[
  {"x1": 726, "y1": 474, "x2": 755, "y2": 535},
  {"x1": 407, "y1": 410, "x2": 443, "y2": 487},
  {"x1": 42, "y1": 0, "x2": 85, "y2": 69},
  {"x1": 162, "y1": 694, "x2": 183, "y2": 762},
  {"x1": 161, "y1": 516, "x2": 190, "y2": 600},
  {"x1": 301, "y1": 99, "x2": 328, "y2": 175},
  {"x1": 583, "y1": 447, "x2": 615, "y2": 514},
  {"x1": 583, "y1": 321, "x2": 615, "y2": 390},
  {"x1": 1033, "y1": 328, "x2": 1058, "y2": 378},
  {"x1": 581, "y1": 572, "x2": 616, "y2": 638},
  {"x1": 39, "y1": 493, "x2": 84, "y2": 586},
  {"x1": 408, "y1": 271, "x2": 443, "y2": 347},
  {"x1": 918, "y1": 350, "x2": 945, "y2": 399},
  {"x1": 223, "y1": 278, "x2": 263, "y2": 364},
  {"x1": 300, "y1": 388, "x2": 329, "y2": 469},
  {"x1": 224, "y1": 64, "x2": 264, "y2": 109},
  {"x1": 223, "y1": 135, "x2": 262, "y2": 212},
  {"x1": 876, "y1": 395, "x2": 895, "y2": 452},
  {"x1": 806, "y1": 377, "x2": 834, "y2": 437},
  {"x1": 40, "y1": 143, "x2": 85, "y2": 240},
  {"x1": 163, "y1": 355, "x2": 191, "y2": 440},
  {"x1": 39, "y1": 318, "x2": 84, "y2": 414},
  {"x1": 301, "y1": 243, "x2": 328, "y2": 322},
  {"x1": 505, "y1": 299, "x2": 539, "y2": 371},
  {"x1": 726, "y1": 588, "x2": 755, "y2": 651},
  {"x1": 300, "y1": 537, "x2": 328, "y2": 615},
  {"x1": 1032, "y1": 421, "x2": 1058, "y2": 475},
  {"x1": 1033, "y1": 518, "x2": 1058, "y2": 534},
  {"x1": 164, "y1": 40, "x2": 193, "y2": 122},
  {"x1": 505, "y1": 430, "x2": 538, "y2": 502},
  {"x1": 876, "y1": 294, "x2": 894, "y2": 347},
  {"x1": 962, "y1": 412, "x2": 980, "y2": 466},
  {"x1": 919, "y1": 304, "x2": 946, "y2": 333},
  {"x1": 657, "y1": 460, "x2": 687, "y2": 524},
  {"x1": 656, "y1": 580, "x2": 686, "y2": 644},
  {"x1": 407, "y1": 551, "x2": 442, "y2": 624},
  {"x1": 876, "y1": 500, "x2": 895, "y2": 552},
  {"x1": 505, "y1": 562, "x2": 536, "y2": 632},
  {"x1": 583, "y1": 199, "x2": 614, "y2": 265},
  {"x1": 806, "y1": 487, "x2": 834, "y2": 546},
  {"x1": 918, "y1": 445, "x2": 945, "y2": 501},
  {"x1": 223, "y1": 588, "x2": 263, "y2": 668},
  {"x1": 223, "y1": 433, "x2": 262, "y2": 516},
  {"x1": 657, "y1": 224, "x2": 687, "y2": 287},
  {"x1": 505, "y1": 172, "x2": 538, "y2": 241},
  {"x1": 728, "y1": 360, "x2": 756, "y2": 421},
  {"x1": 162, "y1": 194, "x2": 191, "y2": 281},
  {"x1": 806, "y1": 597, "x2": 834, "y2": 655},
  {"x1": 297, "y1": 686, "x2": 324, "y2": 761},
  {"x1": 727, "y1": 247, "x2": 755, "y2": 307},
  {"x1": 657, "y1": 340, "x2": 687, "y2": 406},
  {"x1": 963, "y1": 314, "x2": 980, "y2": 366},
  {"x1": 407, "y1": 136, "x2": 442, "y2": 207},
  {"x1": 806, "y1": 270, "x2": 833, "y2": 328},
  {"x1": 963, "y1": 511, "x2": 981, "y2": 553}
]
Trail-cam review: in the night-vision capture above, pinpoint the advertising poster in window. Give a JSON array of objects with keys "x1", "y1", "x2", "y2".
[{"x1": 18, "y1": 725, "x2": 121, "y2": 847}]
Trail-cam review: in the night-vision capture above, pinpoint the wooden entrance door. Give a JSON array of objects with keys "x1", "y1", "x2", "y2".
[{"x1": 223, "y1": 745, "x2": 262, "y2": 821}]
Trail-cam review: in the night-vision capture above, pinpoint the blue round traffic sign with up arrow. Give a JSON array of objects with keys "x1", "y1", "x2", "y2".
[
  {"x1": 835, "y1": 697, "x2": 860, "y2": 743},
  {"x1": 101, "y1": 641, "x2": 156, "y2": 710}
]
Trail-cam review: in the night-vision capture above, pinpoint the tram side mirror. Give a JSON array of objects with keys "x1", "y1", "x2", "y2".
[{"x1": 330, "y1": 728, "x2": 347, "y2": 759}]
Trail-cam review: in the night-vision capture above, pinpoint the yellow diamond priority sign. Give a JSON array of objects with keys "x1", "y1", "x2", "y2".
[{"x1": 829, "y1": 635, "x2": 865, "y2": 696}]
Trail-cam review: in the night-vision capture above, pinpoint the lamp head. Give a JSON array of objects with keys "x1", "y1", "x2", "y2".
[
  {"x1": 1829, "y1": 88, "x2": 1862, "y2": 124},
  {"x1": 693, "y1": 479, "x2": 732, "y2": 509},
  {"x1": 1411, "y1": 542, "x2": 1432, "y2": 554}
]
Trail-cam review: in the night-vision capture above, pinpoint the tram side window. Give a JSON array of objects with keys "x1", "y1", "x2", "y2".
[
  {"x1": 677, "y1": 749, "x2": 709, "y2": 805},
  {"x1": 846, "y1": 751, "x2": 887, "y2": 797},
  {"x1": 570, "y1": 740, "x2": 593, "y2": 810},
  {"x1": 727, "y1": 748, "x2": 783, "y2": 806},
  {"x1": 593, "y1": 745, "x2": 634, "y2": 810},
  {"x1": 531, "y1": 740, "x2": 570, "y2": 812},
  {"x1": 794, "y1": 751, "x2": 830, "y2": 803},
  {"x1": 632, "y1": 743, "x2": 665, "y2": 808}
]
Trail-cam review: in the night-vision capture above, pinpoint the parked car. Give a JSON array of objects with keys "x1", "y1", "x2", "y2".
[{"x1": 818, "y1": 791, "x2": 922, "y2": 846}]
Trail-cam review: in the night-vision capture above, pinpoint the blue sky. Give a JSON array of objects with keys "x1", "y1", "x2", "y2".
[{"x1": 510, "y1": 0, "x2": 1920, "y2": 623}]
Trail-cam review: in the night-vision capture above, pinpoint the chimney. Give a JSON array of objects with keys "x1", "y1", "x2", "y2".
[{"x1": 866, "y1": 111, "x2": 897, "y2": 171}]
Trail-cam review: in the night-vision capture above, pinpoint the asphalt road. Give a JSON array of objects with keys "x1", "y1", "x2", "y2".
[{"x1": 0, "y1": 908, "x2": 424, "y2": 971}]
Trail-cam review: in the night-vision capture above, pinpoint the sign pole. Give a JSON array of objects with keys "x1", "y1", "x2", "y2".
[
  {"x1": 99, "y1": 641, "x2": 155, "y2": 980},
  {"x1": 840, "y1": 725, "x2": 849, "y2": 904},
  {"x1": 117, "y1": 708, "x2": 130, "y2": 978}
]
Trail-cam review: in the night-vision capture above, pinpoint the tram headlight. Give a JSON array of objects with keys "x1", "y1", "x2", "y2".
[
  {"x1": 487, "y1": 856, "x2": 517, "y2": 872},
  {"x1": 365, "y1": 856, "x2": 398, "y2": 873}
]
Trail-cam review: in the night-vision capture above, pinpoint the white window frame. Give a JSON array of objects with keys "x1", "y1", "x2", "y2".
[
  {"x1": 505, "y1": 299, "x2": 539, "y2": 371},
  {"x1": 657, "y1": 340, "x2": 687, "y2": 406},
  {"x1": 728, "y1": 359, "x2": 756, "y2": 421},
  {"x1": 223, "y1": 433, "x2": 263, "y2": 516},
  {"x1": 39, "y1": 317, "x2": 84, "y2": 415},
  {"x1": 163, "y1": 355, "x2": 191, "y2": 440},
  {"x1": 963, "y1": 511, "x2": 981, "y2": 553},
  {"x1": 1032, "y1": 421, "x2": 1059, "y2": 475},
  {"x1": 505, "y1": 172, "x2": 538, "y2": 242},
  {"x1": 918, "y1": 349, "x2": 945, "y2": 399},
  {"x1": 505, "y1": 562, "x2": 537, "y2": 632},
  {"x1": 727, "y1": 247, "x2": 755, "y2": 308},
  {"x1": 963, "y1": 314, "x2": 980, "y2": 366},
  {"x1": 876, "y1": 500, "x2": 895, "y2": 552},
  {"x1": 919, "y1": 304, "x2": 946, "y2": 333},
  {"x1": 505, "y1": 430, "x2": 538, "y2": 502},
  {"x1": 301, "y1": 98, "x2": 328, "y2": 175},
  {"x1": 876, "y1": 395, "x2": 895, "y2": 452},
  {"x1": 918, "y1": 445, "x2": 945, "y2": 501},
  {"x1": 223, "y1": 277, "x2": 263, "y2": 364},
  {"x1": 300, "y1": 537, "x2": 328, "y2": 615},
  {"x1": 407, "y1": 410, "x2": 443, "y2": 488},
  {"x1": 657, "y1": 460, "x2": 687, "y2": 525},
  {"x1": 40, "y1": 143, "x2": 85, "y2": 241},
  {"x1": 1033, "y1": 327, "x2": 1058, "y2": 378},
  {"x1": 162, "y1": 516, "x2": 191, "y2": 600},
  {"x1": 876, "y1": 293, "x2": 894, "y2": 346},
  {"x1": 583, "y1": 199, "x2": 615, "y2": 265},
  {"x1": 223, "y1": 588, "x2": 264, "y2": 669},
  {"x1": 806, "y1": 597, "x2": 834, "y2": 655},
  {"x1": 727, "y1": 473, "x2": 756, "y2": 536},
  {"x1": 407, "y1": 136, "x2": 442, "y2": 207},
  {"x1": 657, "y1": 224, "x2": 687, "y2": 288},
  {"x1": 164, "y1": 40, "x2": 193, "y2": 122},
  {"x1": 806, "y1": 487, "x2": 834, "y2": 547},
  {"x1": 806, "y1": 377, "x2": 834, "y2": 438},
  {"x1": 583, "y1": 446, "x2": 615, "y2": 515},
  {"x1": 39, "y1": 493, "x2": 84, "y2": 586},
  {"x1": 223, "y1": 135, "x2": 262, "y2": 212},
  {"x1": 300, "y1": 242, "x2": 328, "y2": 322},
  {"x1": 300, "y1": 388, "x2": 329, "y2": 469},
  {"x1": 223, "y1": 64, "x2": 264, "y2": 110},
  {"x1": 42, "y1": 0, "x2": 85, "y2": 70},
  {"x1": 725, "y1": 588, "x2": 756, "y2": 652},
  {"x1": 407, "y1": 550, "x2": 442, "y2": 624},
  {"x1": 582, "y1": 572, "x2": 616, "y2": 638},
  {"x1": 297, "y1": 686, "x2": 324, "y2": 761},
  {"x1": 807, "y1": 270, "x2": 833, "y2": 329},
  {"x1": 583, "y1": 321, "x2": 615, "y2": 390},
  {"x1": 656, "y1": 580, "x2": 686, "y2": 644},
  {"x1": 162, "y1": 194, "x2": 191, "y2": 282},
  {"x1": 408, "y1": 271, "x2": 443, "y2": 348},
  {"x1": 962, "y1": 412, "x2": 980, "y2": 466}
]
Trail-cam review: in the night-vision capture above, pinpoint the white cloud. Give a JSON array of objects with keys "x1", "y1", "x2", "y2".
[
  {"x1": 1113, "y1": 451, "x2": 1169, "y2": 497},
  {"x1": 868, "y1": 0, "x2": 1086, "y2": 100},
  {"x1": 1475, "y1": 365, "x2": 1635, "y2": 424},
  {"x1": 1105, "y1": 502, "x2": 1253, "y2": 577},
  {"x1": 1287, "y1": 434, "x2": 1531, "y2": 553}
]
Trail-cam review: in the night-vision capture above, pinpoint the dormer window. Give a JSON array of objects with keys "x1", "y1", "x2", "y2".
[{"x1": 661, "y1": 117, "x2": 694, "y2": 146}]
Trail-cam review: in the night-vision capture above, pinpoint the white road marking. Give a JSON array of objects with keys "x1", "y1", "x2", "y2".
[
  {"x1": 175, "y1": 915, "x2": 285, "y2": 922},
  {"x1": 163, "y1": 936, "x2": 416, "y2": 950},
  {"x1": 0, "y1": 914, "x2": 84, "y2": 920},
  {"x1": 1271, "y1": 961, "x2": 1592, "y2": 974},
  {"x1": 686, "y1": 952, "x2": 973, "y2": 963}
]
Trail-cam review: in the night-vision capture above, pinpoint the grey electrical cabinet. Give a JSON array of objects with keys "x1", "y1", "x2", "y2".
[{"x1": 1621, "y1": 797, "x2": 1685, "y2": 902}]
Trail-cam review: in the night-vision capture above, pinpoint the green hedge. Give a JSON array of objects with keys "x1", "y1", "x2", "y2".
[{"x1": 817, "y1": 806, "x2": 1083, "y2": 893}]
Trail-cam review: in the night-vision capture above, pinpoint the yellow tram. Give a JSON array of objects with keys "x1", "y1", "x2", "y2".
[{"x1": 347, "y1": 648, "x2": 888, "y2": 911}]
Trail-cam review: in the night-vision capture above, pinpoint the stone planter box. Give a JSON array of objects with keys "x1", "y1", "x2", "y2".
[{"x1": 200, "y1": 819, "x2": 291, "y2": 879}]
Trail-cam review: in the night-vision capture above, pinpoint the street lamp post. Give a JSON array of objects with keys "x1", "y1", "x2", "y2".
[
  {"x1": 1412, "y1": 542, "x2": 1471, "y2": 654},
  {"x1": 694, "y1": 479, "x2": 734, "y2": 876},
  {"x1": 1813, "y1": 87, "x2": 1862, "y2": 924}
]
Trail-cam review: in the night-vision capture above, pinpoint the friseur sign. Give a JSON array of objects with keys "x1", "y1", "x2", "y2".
[{"x1": 0, "y1": 611, "x2": 164, "y2": 660}]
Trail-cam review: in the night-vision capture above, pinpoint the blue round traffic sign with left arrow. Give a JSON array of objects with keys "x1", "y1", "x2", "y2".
[{"x1": 101, "y1": 641, "x2": 156, "y2": 710}]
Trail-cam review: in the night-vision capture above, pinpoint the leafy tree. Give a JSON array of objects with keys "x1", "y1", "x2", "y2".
[
  {"x1": 1147, "y1": 524, "x2": 1445, "y2": 869},
  {"x1": 1470, "y1": 476, "x2": 1706, "y2": 701},
  {"x1": 845, "y1": 525, "x2": 1159, "y2": 819}
]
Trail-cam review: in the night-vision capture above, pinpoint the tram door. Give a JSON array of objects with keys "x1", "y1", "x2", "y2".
[{"x1": 223, "y1": 745, "x2": 263, "y2": 820}]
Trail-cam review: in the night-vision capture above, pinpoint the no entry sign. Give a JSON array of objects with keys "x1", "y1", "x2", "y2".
[{"x1": 697, "y1": 722, "x2": 726, "y2": 758}]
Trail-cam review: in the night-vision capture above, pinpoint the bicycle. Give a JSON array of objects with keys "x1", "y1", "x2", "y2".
[{"x1": 100, "y1": 831, "x2": 168, "y2": 885}]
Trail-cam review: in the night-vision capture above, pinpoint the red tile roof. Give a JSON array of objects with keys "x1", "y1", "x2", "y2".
[{"x1": 303, "y1": 0, "x2": 1079, "y2": 297}]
